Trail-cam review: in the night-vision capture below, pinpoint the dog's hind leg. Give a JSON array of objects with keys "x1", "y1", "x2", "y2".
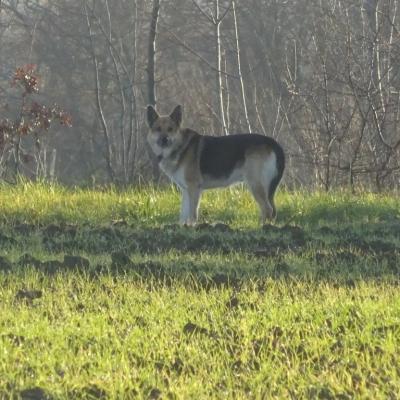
[
  {"x1": 261, "y1": 154, "x2": 279, "y2": 220},
  {"x1": 247, "y1": 182, "x2": 273, "y2": 225},
  {"x1": 245, "y1": 156, "x2": 275, "y2": 225}
]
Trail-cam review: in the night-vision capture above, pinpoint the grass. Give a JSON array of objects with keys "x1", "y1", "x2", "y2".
[
  {"x1": 0, "y1": 181, "x2": 398, "y2": 227},
  {"x1": 0, "y1": 182, "x2": 399, "y2": 399}
]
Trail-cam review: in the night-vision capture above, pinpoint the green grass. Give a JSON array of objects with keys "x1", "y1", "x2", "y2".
[
  {"x1": 0, "y1": 183, "x2": 400, "y2": 399},
  {"x1": 1, "y1": 181, "x2": 398, "y2": 227}
]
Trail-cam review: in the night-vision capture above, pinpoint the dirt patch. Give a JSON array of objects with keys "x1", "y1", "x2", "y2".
[
  {"x1": 14, "y1": 223, "x2": 36, "y2": 235},
  {"x1": 41, "y1": 223, "x2": 77, "y2": 237},
  {"x1": 336, "y1": 251, "x2": 358, "y2": 263},
  {"x1": 367, "y1": 240, "x2": 398, "y2": 254},
  {"x1": 272, "y1": 262, "x2": 291, "y2": 278},
  {"x1": 171, "y1": 357, "x2": 184, "y2": 374},
  {"x1": 0, "y1": 256, "x2": 12, "y2": 272},
  {"x1": 262, "y1": 224, "x2": 282, "y2": 234},
  {"x1": 254, "y1": 244, "x2": 284, "y2": 257},
  {"x1": 135, "y1": 261, "x2": 165, "y2": 277},
  {"x1": 185, "y1": 234, "x2": 220, "y2": 252},
  {"x1": 15, "y1": 289, "x2": 42, "y2": 305},
  {"x1": 388, "y1": 222, "x2": 400, "y2": 237},
  {"x1": 90, "y1": 226, "x2": 123, "y2": 240},
  {"x1": 19, "y1": 254, "x2": 42, "y2": 268},
  {"x1": 200, "y1": 222, "x2": 233, "y2": 232},
  {"x1": 2, "y1": 333, "x2": 26, "y2": 346},
  {"x1": 77, "y1": 385, "x2": 107, "y2": 400},
  {"x1": 63, "y1": 255, "x2": 90, "y2": 268},
  {"x1": 337, "y1": 234, "x2": 398, "y2": 255},
  {"x1": 183, "y1": 321, "x2": 214, "y2": 338},
  {"x1": 284, "y1": 226, "x2": 307, "y2": 246},
  {"x1": 226, "y1": 296, "x2": 240, "y2": 309},
  {"x1": 317, "y1": 226, "x2": 336, "y2": 235},
  {"x1": 0, "y1": 232, "x2": 17, "y2": 246},
  {"x1": 111, "y1": 251, "x2": 132, "y2": 267},
  {"x1": 262, "y1": 224, "x2": 307, "y2": 248},
  {"x1": 107, "y1": 260, "x2": 166, "y2": 277},
  {"x1": 315, "y1": 251, "x2": 358, "y2": 265},
  {"x1": 41, "y1": 260, "x2": 65, "y2": 274},
  {"x1": 148, "y1": 388, "x2": 162, "y2": 400},
  {"x1": 18, "y1": 254, "x2": 67, "y2": 273},
  {"x1": 111, "y1": 219, "x2": 128, "y2": 227},
  {"x1": 253, "y1": 237, "x2": 297, "y2": 258},
  {"x1": 211, "y1": 273, "x2": 230, "y2": 287},
  {"x1": 383, "y1": 254, "x2": 399, "y2": 273},
  {"x1": 163, "y1": 223, "x2": 181, "y2": 231},
  {"x1": 372, "y1": 324, "x2": 400, "y2": 337},
  {"x1": 20, "y1": 387, "x2": 52, "y2": 400},
  {"x1": 42, "y1": 224, "x2": 63, "y2": 236}
]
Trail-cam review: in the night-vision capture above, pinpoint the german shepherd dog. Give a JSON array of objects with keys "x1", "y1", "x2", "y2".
[{"x1": 146, "y1": 105, "x2": 285, "y2": 225}]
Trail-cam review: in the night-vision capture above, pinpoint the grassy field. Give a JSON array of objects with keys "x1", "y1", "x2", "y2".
[{"x1": 0, "y1": 183, "x2": 399, "y2": 399}]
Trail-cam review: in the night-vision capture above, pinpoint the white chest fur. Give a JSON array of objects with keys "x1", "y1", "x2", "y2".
[{"x1": 160, "y1": 162, "x2": 187, "y2": 189}]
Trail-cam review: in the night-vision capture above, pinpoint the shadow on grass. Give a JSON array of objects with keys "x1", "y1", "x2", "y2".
[
  {"x1": 2, "y1": 230, "x2": 399, "y2": 288},
  {"x1": 2, "y1": 217, "x2": 399, "y2": 254},
  {"x1": 1, "y1": 206, "x2": 400, "y2": 286}
]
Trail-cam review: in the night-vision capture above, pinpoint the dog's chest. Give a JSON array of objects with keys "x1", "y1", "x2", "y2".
[
  {"x1": 170, "y1": 167, "x2": 187, "y2": 188},
  {"x1": 160, "y1": 161, "x2": 187, "y2": 188}
]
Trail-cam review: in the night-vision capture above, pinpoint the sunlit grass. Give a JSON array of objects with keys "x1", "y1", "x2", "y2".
[{"x1": 1, "y1": 271, "x2": 399, "y2": 399}]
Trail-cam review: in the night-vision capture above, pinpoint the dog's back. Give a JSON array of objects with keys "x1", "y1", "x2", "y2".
[{"x1": 200, "y1": 133, "x2": 284, "y2": 180}]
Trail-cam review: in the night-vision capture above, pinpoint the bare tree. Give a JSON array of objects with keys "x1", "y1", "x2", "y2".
[
  {"x1": 147, "y1": 0, "x2": 161, "y2": 181},
  {"x1": 232, "y1": 0, "x2": 251, "y2": 133},
  {"x1": 84, "y1": 1, "x2": 115, "y2": 182},
  {"x1": 1, "y1": 0, "x2": 400, "y2": 189},
  {"x1": 191, "y1": 0, "x2": 231, "y2": 135}
]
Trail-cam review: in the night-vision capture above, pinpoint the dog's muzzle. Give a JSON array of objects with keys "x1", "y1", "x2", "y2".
[{"x1": 158, "y1": 135, "x2": 169, "y2": 148}]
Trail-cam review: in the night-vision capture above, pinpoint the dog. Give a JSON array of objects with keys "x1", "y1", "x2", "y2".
[{"x1": 146, "y1": 105, "x2": 285, "y2": 225}]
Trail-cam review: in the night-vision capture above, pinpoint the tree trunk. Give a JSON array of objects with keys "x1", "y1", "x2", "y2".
[
  {"x1": 147, "y1": 0, "x2": 161, "y2": 182},
  {"x1": 215, "y1": 0, "x2": 228, "y2": 136},
  {"x1": 232, "y1": 0, "x2": 251, "y2": 133},
  {"x1": 84, "y1": 2, "x2": 115, "y2": 182}
]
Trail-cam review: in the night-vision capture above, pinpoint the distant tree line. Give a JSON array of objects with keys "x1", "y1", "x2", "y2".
[{"x1": 0, "y1": 0, "x2": 399, "y2": 190}]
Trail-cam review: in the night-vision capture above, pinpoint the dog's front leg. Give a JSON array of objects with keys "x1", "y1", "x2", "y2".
[
  {"x1": 179, "y1": 187, "x2": 201, "y2": 225},
  {"x1": 179, "y1": 189, "x2": 191, "y2": 225}
]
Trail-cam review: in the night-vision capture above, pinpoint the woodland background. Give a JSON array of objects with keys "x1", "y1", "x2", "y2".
[{"x1": 1, "y1": 0, "x2": 400, "y2": 190}]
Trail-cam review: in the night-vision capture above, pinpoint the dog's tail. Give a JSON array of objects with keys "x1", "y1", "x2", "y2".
[{"x1": 268, "y1": 141, "x2": 285, "y2": 218}]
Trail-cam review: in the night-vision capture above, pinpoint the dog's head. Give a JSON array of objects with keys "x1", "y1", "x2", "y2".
[{"x1": 146, "y1": 105, "x2": 183, "y2": 158}]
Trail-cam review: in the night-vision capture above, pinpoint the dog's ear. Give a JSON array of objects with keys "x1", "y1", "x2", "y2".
[
  {"x1": 147, "y1": 105, "x2": 159, "y2": 127},
  {"x1": 169, "y1": 105, "x2": 182, "y2": 127}
]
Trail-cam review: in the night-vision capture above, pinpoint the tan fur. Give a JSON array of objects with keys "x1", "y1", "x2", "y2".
[{"x1": 243, "y1": 147, "x2": 275, "y2": 222}]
